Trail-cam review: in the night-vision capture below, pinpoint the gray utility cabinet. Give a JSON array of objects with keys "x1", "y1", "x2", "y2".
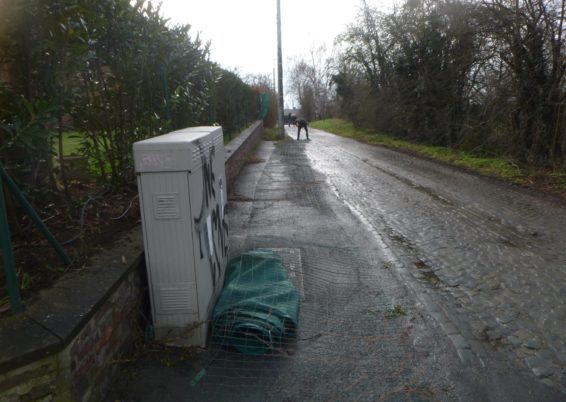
[{"x1": 133, "y1": 126, "x2": 228, "y2": 347}]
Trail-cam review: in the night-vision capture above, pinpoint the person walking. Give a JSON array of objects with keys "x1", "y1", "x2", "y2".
[{"x1": 296, "y1": 118, "x2": 309, "y2": 141}]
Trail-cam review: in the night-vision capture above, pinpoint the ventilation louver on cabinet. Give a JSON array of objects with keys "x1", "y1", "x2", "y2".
[
  {"x1": 157, "y1": 283, "x2": 197, "y2": 314},
  {"x1": 154, "y1": 193, "x2": 179, "y2": 219}
]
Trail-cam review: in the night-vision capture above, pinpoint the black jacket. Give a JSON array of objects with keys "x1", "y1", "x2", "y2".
[{"x1": 296, "y1": 119, "x2": 308, "y2": 128}]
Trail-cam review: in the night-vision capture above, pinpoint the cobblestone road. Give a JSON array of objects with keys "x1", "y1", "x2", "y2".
[{"x1": 304, "y1": 127, "x2": 566, "y2": 393}]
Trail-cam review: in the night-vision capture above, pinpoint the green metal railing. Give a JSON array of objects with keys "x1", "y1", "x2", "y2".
[{"x1": 0, "y1": 163, "x2": 71, "y2": 313}]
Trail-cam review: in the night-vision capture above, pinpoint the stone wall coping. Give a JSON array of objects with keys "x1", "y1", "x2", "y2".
[
  {"x1": 0, "y1": 229, "x2": 144, "y2": 373},
  {"x1": 224, "y1": 121, "x2": 263, "y2": 162}
]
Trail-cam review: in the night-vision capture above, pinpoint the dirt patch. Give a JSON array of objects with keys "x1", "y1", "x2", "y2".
[
  {"x1": 524, "y1": 171, "x2": 566, "y2": 203},
  {"x1": 0, "y1": 181, "x2": 140, "y2": 315}
]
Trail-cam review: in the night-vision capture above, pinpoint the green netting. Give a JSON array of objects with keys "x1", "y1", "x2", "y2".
[
  {"x1": 212, "y1": 249, "x2": 300, "y2": 355},
  {"x1": 259, "y1": 93, "x2": 270, "y2": 120}
]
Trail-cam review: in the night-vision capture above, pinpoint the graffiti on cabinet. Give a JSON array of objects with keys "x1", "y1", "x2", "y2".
[{"x1": 193, "y1": 141, "x2": 228, "y2": 288}]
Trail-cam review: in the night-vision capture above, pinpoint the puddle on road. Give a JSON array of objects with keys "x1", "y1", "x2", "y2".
[{"x1": 414, "y1": 259, "x2": 441, "y2": 286}]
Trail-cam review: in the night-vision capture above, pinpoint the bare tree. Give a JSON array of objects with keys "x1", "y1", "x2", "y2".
[
  {"x1": 331, "y1": 0, "x2": 566, "y2": 168},
  {"x1": 287, "y1": 45, "x2": 335, "y2": 121},
  {"x1": 480, "y1": 0, "x2": 566, "y2": 165},
  {"x1": 335, "y1": 0, "x2": 480, "y2": 143}
]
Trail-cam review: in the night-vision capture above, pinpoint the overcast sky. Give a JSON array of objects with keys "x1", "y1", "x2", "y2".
[{"x1": 158, "y1": 0, "x2": 393, "y2": 79}]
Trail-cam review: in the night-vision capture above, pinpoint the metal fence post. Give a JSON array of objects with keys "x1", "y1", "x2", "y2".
[
  {"x1": 0, "y1": 177, "x2": 23, "y2": 313},
  {"x1": 0, "y1": 164, "x2": 71, "y2": 266}
]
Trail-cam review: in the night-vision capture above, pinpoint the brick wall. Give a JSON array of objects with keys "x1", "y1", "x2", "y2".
[
  {"x1": 0, "y1": 357, "x2": 60, "y2": 401},
  {"x1": 0, "y1": 264, "x2": 145, "y2": 402},
  {"x1": 66, "y1": 269, "x2": 143, "y2": 401},
  {"x1": 0, "y1": 230, "x2": 146, "y2": 402}
]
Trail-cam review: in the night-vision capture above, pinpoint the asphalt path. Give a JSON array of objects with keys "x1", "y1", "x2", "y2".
[{"x1": 109, "y1": 127, "x2": 566, "y2": 401}]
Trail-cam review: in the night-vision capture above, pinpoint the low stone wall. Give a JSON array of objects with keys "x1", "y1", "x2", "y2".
[
  {"x1": 66, "y1": 268, "x2": 143, "y2": 402},
  {"x1": 0, "y1": 229, "x2": 145, "y2": 402},
  {"x1": 0, "y1": 268, "x2": 143, "y2": 402},
  {"x1": 0, "y1": 121, "x2": 264, "y2": 402},
  {"x1": 224, "y1": 120, "x2": 264, "y2": 189}
]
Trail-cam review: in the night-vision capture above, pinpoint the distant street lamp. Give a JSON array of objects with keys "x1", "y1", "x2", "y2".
[{"x1": 276, "y1": 0, "x2": 285, "y2": 138}]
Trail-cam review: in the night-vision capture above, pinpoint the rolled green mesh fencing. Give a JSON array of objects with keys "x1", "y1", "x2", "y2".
[{"x1": 212, "y1": 249, "x2": 300, "y2": 355}]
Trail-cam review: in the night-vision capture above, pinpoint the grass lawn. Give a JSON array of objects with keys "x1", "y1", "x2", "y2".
[
  {"x1": 311, "y1": 119, "x2": 524, "y2": 182},
  {"x1": 53, "y1": 131, "x2": 83, "y2": 156}
]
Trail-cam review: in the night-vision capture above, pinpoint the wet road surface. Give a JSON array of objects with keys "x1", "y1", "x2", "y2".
[
  {"x1": 109, "y1": 128, "x2": 566, "y2": 401},
  {"x1": 303, "y1": 127, "x2": 566, "y2": 393}
]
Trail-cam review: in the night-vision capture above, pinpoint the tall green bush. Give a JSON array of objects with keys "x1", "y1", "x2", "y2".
[
  {"x1": 210, "y1": 69, "x2": 257, "y2": 139},
  {"x1": 0, "y1": 0, "x2": 259, "y2": 200}
]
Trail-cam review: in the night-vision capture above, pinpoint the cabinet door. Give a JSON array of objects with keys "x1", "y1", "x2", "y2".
[{"x1": 139, "y1": 171, "x2": 199, "y2": 326}]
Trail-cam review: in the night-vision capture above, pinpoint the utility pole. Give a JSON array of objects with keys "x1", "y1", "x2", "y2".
[{"x1": 276, "y1": 0, "x2": 284, "y2": 138}]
